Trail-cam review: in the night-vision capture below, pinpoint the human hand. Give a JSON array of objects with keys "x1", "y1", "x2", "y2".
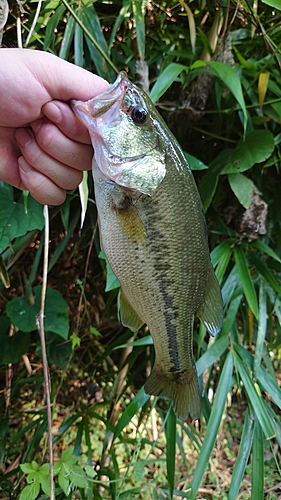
[{"x1": 0, "y1": 48, "x2": 109, "y2": 204}]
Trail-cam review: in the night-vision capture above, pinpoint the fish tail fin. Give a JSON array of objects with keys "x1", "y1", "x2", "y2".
[{"x1": 144, "y1": 365, "x2": 201, "y2": 421}]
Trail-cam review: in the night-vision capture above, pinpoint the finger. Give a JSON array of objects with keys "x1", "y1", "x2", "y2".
[
  {"x1": 0, "y1": 128, "x2": 22, "y2": 187},
  {"x1": 31, "y1": 117, "x2": 93, "y2": 171},
  {"x1": 18, "y1": 156, "x2": 66, "y2": 205},
  {"x1": 42, "y1": 101, "x2": 91, "y2": 144},
  {"x1": 15, "y1": 128, "x2": 83, "y2": 189}
]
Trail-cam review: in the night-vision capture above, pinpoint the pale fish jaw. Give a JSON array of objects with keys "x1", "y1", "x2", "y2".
[{"x1": 100, "y1": 150, "x2": 166, "y2": 195}]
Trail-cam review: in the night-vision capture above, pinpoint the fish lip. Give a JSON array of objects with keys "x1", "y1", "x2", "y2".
[{"x1": 71, "y1": 71, "x2": 130, "y2": 117}]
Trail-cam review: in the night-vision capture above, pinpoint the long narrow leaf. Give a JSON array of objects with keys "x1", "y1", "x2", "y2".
[
  {"x1": 150, "y1": 63, "x2": 188, "y2": 103},
  {"x1": 74, "y1": 14, "x2": 84, "y2": 67},
  {"x1": 113, "y1": 386, "x2": 150, "y2": 440},
  {"x1": 253, "y1": 280, "x2": 267, "y2": 378},
  {"x1": 132, "y1": 0, "x2": 146, "y2": 60},
  {"x1": 235, "y1": 343, "x2": 281, "y2": 410},
  {"x1": 250, "y1": 251, "x2": 281, "y2": 295},
  {"x1": 251, "y1": 421, "x2": 264, "y2": 500},
  {"x1": 191, "y1": 60, "x2": 248, "y2": 133},
  {"x1": 109, "y1": 0, "x2": 131, "y2": 49},
  {"x1": 164, "y1": 407, "x2": 176, "y2": 499},
  {"x1": 59, "y1": 12, "x2": 75, "y2": 60},
  {"x1": 234, "y1": 245, "x2": 259, "y2": 319},
  {"x1": 196, "y1": 335, "x2": 229, "y2": 377},
  {"x1": 221, "y1": 295, "x2": 242, "y2": 336},
  {"x1": 235, "y1": 353, "x2": 275, "y2": 439},
  {"x1": 191, "y1": 351, "x2": 234, "y2": 498},
  {"x1": 228, "y1": 408, "x2": 255, "y2": 500},
  {"x1": 251, "y1": 240, "x2": 281, "y2": 264}
]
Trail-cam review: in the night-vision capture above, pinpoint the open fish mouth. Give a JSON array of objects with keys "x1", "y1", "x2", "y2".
[{"x1": 71, "y1": 72, "x2": 129, "y2": 118}]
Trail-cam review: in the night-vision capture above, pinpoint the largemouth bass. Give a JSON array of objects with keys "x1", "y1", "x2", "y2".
[{"x1": 71, "y1": 73, "x2": 223, "y2": 421}]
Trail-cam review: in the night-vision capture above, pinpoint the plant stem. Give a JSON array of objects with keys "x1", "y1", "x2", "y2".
[{"x1": 36, "y1": 205, "x2": 54, "y2": 500}]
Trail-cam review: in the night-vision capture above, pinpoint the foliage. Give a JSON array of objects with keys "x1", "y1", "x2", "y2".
[{"x1": 1, "y1": 0, "x2": 281, "y2": 499}]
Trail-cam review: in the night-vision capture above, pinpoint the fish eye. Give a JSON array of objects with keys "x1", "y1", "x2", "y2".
[{"x1": 131, "y1": 106, "x2": 147, "y2": 124}]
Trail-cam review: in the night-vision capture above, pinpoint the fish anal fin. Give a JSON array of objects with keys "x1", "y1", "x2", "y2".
[
  {"x1": 197, "y1": 267, "x2": 223, "y2": 337},
  {"x1": 120, "y1": 291, "x2": 144, "y2": 332},
  {"x1": 144, "y1": 365, "x2": 201, "y2": 421}
]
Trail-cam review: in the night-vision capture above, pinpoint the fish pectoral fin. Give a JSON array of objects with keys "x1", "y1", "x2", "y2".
[
  {"x1": 197, "y1": 267, "x2": 223, "y2": 337},
  {"x1": 144, "y1": 365, "x2": 201, "y2": 421},
  {"x1": 119, "y1": 291, "x2": 144, "y2": 332}
]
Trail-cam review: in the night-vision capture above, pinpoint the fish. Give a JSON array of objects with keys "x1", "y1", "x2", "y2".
[{"x1": 71, "y1": 72, "x2": 223, "y2": 421}]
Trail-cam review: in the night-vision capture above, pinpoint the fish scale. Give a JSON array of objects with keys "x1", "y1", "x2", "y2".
[{"x1": 71, "y1": 73, "x2": 223, "y2": 421}]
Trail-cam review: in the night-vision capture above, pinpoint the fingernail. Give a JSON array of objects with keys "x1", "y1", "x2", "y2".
[
  {"x1": 15, "y1": 128, "x2": 33, "y2": 148},
  {"x1": 18, "y1": 156, "x2": 32, "y2": 173},
  {"x1": 43, "y1": 101, "x2": 62, "y2": 123}
]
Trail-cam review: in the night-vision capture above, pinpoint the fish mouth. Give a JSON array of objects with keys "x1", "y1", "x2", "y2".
[{"x1": 71, "y1": 72, "x2": 130, "y2": 119}]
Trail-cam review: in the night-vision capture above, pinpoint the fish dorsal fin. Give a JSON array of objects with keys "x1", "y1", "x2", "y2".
[
  {"x1": 120, "y1": 291, "x2": 144, "y2": 332},
  {"x1": 196, "y1": 267, "x2": 223, "y2": 337}
]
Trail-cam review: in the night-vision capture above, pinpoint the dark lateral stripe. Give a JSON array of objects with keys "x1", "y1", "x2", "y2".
[
  {"x1": 143, "y1": 193, "x2": 180, "y2": 372},
  {"x1": 158, "y1": 281, "x2": 180, "y2": 372}
]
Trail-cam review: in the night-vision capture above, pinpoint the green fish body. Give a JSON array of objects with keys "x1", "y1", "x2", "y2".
[{"x1": 71, "y1": 73, "x2": 223, "y2": 421}]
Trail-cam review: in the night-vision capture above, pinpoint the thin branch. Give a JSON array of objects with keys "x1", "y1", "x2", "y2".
[
  {"x1": 36, "y1": 205, "x2": 54, "y2": 500},
  {"x1": 25, "y1": 0, "x2": 43, "y2": 47}
]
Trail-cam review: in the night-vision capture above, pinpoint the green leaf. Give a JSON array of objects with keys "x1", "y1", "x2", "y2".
[
  {"x1": 74, "y1": 17, "x2": 84, "y2": 67},
  {"x1": 19, "y1": 482, "x2": 40, "y2": 500},
  {"x1": 191, "y1": 351, "x2": 234, "y2": 498},
  {"x1": 71, "y1": 464, "x2": 88, "y2": 488},
  {"x1": 59, "y1": 467, "x2": 70, "y2": 495},
  {"x1": 0, "y1": 188, "x2": 44, "y2": 253},
  {"x1": 44, "y1": 4, "x2": 66, "y2": 51},
  {"x1": 35, "y1": 286, "x2": 69, "y2": 339},
  {"x1": 115, "y1": 335, "x2": 153, "y2": 349},
  {"x1": 254, "y1": 280, "x2": 267, "y2": 379},
  {"x1": 196, "y1": 335, "x2": 229, "y2": 377},
  {"x1": 235, "y1": 344, "x2": 281, "y2": 410},
  {"x1": 109, "y1": 0, "x2": 131, "y2": 49},
  {"x1": 6, "y1": 286, "x2": 69, "y2": 339},
  {"x1": 59, "y1": 11, "x2": 75, "y2": 60},
  {"x1": 228, "y1": 408, "x2": 255, "y2": 500},
  {"x1": 99, "y1": 252, "x2": 120, "y2": 291},
  {"x1": 6, "y1": 297, "x2": 37, "y2": 332},
  {"x1": 261, "y1": 0, "x2": 281, "y2": 9},
  {"x1": 234, "y1": 353, "x2": 275, "y2": 439},
  {"x1": 46, "y1": 332, "x2": 71, "y2": 369},
  {"x1": 198, "y1": 150, "x2": 231, "y2": 211},
  {"x1": 184, "y1": 152, "x2": 208, "y2": 170},
  {"x1": 221, "y1": 131, "x2": 274, "y2": 174},
  {"x1": 228, "y1": 173, "x2": 254, "y2": 208},
  {"x1": 249, "y1": 251, "x2": 281, "y2": 295},
  {"x1": 61, "y1": 446, "x2": 76, "y2": 464},
  {"x1": 150, "y1": 63, "x2": 187, "y2": 103},
  {"x1": 85, "y1": 465, "x2": 97, "y2": 478},
  {"x1": 251, "y1": 421, "x2": 264, "y2": 500},
  {"x1": 165, "y1": 407, "x2": 176, "y2": 499},
  {"x1": 20, "y1": 462, "x2": 39, "y2": 474},
  {"x1": 191, "y1": 60, "x2": 248, "y2": 132},
  {"x1": 132, "y1": 0, "x2": 146, "y2": 60},
  {"x1": 114, "y1": 386, "x2": 150, "y2": 440},
  {"x1": 233, "y1": 246, "x2": 259, "y2": 319},
  {"x1": 0, "y1": 325, "x2": 30, "y2": 365},
  {"x1": 250, "y1": 240, "x2": 281, "y2": 264},
  {"x1": 81, "y1": 4, "x2": 115, "y2": 81}
]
